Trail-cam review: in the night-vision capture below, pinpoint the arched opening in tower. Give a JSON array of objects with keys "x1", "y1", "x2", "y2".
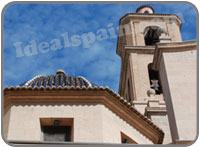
[
  {"x1": 148, "y1": 63, "x2": 163, "y2": 94},
  {"x1": 144, "y1": 26, "x2": 166, "y2": 45}
]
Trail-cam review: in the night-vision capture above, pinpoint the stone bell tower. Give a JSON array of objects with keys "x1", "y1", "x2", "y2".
[
  {"x1": 117, "y1": 5, "x2": 183, "y2": 144},
  {"x1": 117, "y1": 5, "x2": 182, "y2": 101}
]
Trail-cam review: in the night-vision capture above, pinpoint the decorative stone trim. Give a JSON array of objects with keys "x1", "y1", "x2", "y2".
[
  {"x1": 145, "y1": 107, "x2": 167, "y2": 117},
  {"x1": 120, "y1": 13, "x2": 182, "y2": 25}
]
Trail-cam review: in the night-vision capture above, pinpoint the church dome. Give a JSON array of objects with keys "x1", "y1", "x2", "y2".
[{"x1": 20, "y1": 70, "x2": 98, "y2": 88}]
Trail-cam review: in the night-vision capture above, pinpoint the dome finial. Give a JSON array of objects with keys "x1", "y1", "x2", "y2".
[{"x1": 56, "y1": 69, "x2": 65, "y2": 75}]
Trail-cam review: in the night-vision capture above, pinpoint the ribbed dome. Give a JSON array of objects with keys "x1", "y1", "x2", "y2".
[{"x1": 20, "y1": 70, "x2": 98, "y2": 88}]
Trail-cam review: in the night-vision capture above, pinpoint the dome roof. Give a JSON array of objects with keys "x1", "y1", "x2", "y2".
[
  {"x1": 20, "y1": 70, "x2": 98, "y2": 88},
  {"x1": 136, "y1": 5, "x2": 154, "y2": 14}
]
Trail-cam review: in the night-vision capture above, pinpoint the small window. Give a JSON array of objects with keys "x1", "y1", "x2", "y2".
[
  {"x1": 144, "y1": 10, "x2": 149, "y2": 14},
  {"x1": 122, "y1": 139, "x2": 131, "y2": 144},
  {"x1": 42, "y1": 125, "x2": 71, "y2": 141},
  {"x1": 121, "y1": 132, "x2": 137, "y2": 144},
  {"x1": 40, "y1": 118, "x2": 73, "y2": 142}
]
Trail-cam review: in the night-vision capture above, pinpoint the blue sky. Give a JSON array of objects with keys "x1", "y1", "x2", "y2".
[{"x1": 3, "y1": 2, "x2": 197, "y2": 92}]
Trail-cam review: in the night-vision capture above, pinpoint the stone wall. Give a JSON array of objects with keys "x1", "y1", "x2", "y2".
[
  {"x1": 5, "y1": 103, "x2": 152, "y2": 144},
  {"x1": 159, "y1": 50, "x2": 197, "y2": 142}
]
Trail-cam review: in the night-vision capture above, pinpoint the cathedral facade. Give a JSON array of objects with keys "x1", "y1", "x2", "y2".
[{"x1": 3, "y1": 5, "x2": 197, "y2": 145}]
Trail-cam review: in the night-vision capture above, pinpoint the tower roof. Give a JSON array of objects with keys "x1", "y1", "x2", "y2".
[
  {"x1": 136, "y1": 5, "x2": 155, "y2": 13},
  {"x1": 20, "y1": 70, "x2": 98, "y2": 88}
]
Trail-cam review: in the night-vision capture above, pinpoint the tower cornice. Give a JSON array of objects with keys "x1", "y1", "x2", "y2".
[{"x1": 120, "y1": 13, "x2": 182, "y2": 28}]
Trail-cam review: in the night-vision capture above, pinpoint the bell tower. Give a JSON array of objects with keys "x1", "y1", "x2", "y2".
[
  {"x1": 117, "y1": 5, "x2": 182, "y2": 102},
  {"x1": 117, "y1": 5, "x2": 182, "y2": 144}
]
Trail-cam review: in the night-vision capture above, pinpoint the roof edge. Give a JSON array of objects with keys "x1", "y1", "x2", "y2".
[{"x1": 4, "y1": 86, "x2": 164, "y2": 144}]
